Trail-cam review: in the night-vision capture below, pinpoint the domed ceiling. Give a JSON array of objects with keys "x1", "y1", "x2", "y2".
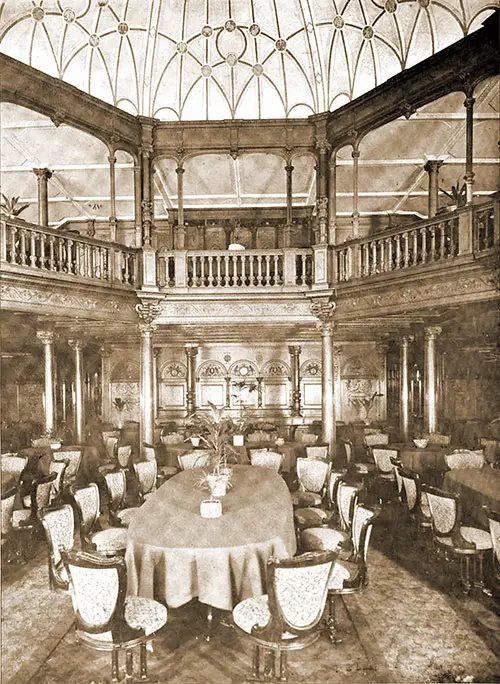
[{"x1": 0, "y1": 0, "x2": 495, "y2": 121}]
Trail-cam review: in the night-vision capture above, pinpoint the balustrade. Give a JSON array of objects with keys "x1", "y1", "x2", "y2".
[
  {"x1": 1, "y1": 218, "x2": 137, "y2": 286},
  {"x1": 473, "y1": 202, "x2": 496, "y2": 252}
]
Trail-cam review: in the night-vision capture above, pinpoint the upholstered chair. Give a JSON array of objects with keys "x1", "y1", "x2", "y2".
[
  {"x1": 486, "y1": 508, "x2": 500, "y2": 589},
  {"x1": 103, "y1": 471, "x2": 139, "y2": 528},
  {"x1": 292, "y1": 458, "x2": 332, "y2": 529},
  {"x1": 233, "y1": 550, "x2": 337, "y2": 682},
  {"x1": 61, "y1": 548, "x2": 167, "y2": 683},
  {"x1": 422, "y1": 484, "x2": 493, "y2": 592},
  {"x1": 364, "y1": 433, "x2": 389, "y2": 447},
  {"x1": 49, "y1": 458, "x2": 69, "y2": 504},
  {"x1": 52, "y1": 448, "x2": 83, "y2": 489},
  {"x1": 72, "y1": 483, "x2": 128, "y2": 555},
  {"x1": 250, "y1": 450, "x2": 283, "y2": 471},
  {"x1": 1, "y1": 453, "x2": 29, "y2": 482},
  {"x1": 326, "y1": 504, "x2": 381, "y2": 642},
  {"x1": 425, "y1": 433, "x2": 451, "y2": 445},
  {"x1": 177, "y1": 450, "x2": 211, "y2": 470},
  {"x1": 305, "y1": 445, "x2": 329, "y2": 461},
  {"x1": 444, "y1": 450, "x2": 485, "y2": 470},
  {"x1": 398, "y1": 467, "x2": 432, "y2": 532},
  {"x1": 133, "y1": 460, "x2": 158, "y2": 502},
  {"x1": 143, "y1": 442, "x2": 179, "y2": 480},
  {"x1": 343, "y1": 440, "x2": 375, "y2": 475},
  {"x1": 39, "y1": 503, "x2": 75, "y2": 590},
  {"x1": 390, "y1": 456, "x2": 404, "y2": 503},
  {"x1": 1, "y1": 486, "x2": 17, "y2": 560}
]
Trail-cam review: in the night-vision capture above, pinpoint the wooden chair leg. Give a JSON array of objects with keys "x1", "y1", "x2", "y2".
[
  {"x1": 252, "y1": 645, "x2": 260, "y2": 679},
  {"x1": 263, "y1": 649, "x2": 274, "y2": 680},
  {"x1": 327, "y1": 594, "x2": 342, "y2": 644},
  {"x1": 278, "y1": 650, "x2": 287, "y2": 682},
  {"x1": 125, "y1": 649, "x2": 134, "y2": 680},
  {"x1": 111, "y1": 649, "x2": 120, "y2": 683}
]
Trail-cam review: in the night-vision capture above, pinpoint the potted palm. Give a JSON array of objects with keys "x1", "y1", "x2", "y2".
[
  {"x1": 0, "y1": 194, "x2": 30, "y2": 220},
  {"x1": 231, "y1": 380, "x2": 257, "y2": 446},
  {"x1": 348, "y1": 392, "x2": 383, "y2": 425}
]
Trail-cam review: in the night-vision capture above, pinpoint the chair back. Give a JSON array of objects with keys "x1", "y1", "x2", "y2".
[
  {"x1": 364, "y1": 433, "x2": 389, "y2": 447},
  {"x1": 328, "y1": 470, "x2": 346, "y2": 508},
  {"x1": 444, "y1": 449, "x2": 485, "y2": 470},
  {"x1": 49, "y1": 459, "x2": 68, "y2": 501},
  {"x1": 53, "y1": 449, "x2": 83, "y2": 483},
  {"x1": 1, "y1": 486, "x2": 17, "y2": 536},
  {"x1": 34, "y1": 473, "x2": 58, "y2": 514},
  {"x1": 399, "y1": 467, "x2": 419, "y2": 513},
  {"x1": 117, "y1": 445, "x2": 132, "y2": 468},
  {"x1": 305, "y1": 445, "x2": 328, "y2": 461},
  {"x1": 72, "y1": 483, "x2": 100, "y2": 536},
  {"x1": 336, "y1": 482, "x2": 360, "y2": 532},
  {"x1": 267, "y1": 551, "x2": 336, "y2": 636},
  {"x1": 39, "y1": 504, "x2": 75, "y2": 589},
  {"x1": 104, "y1": 471, "x2": 127, "y2": 511},
  {"x1": 60, "y1": 549, "x2": 130, "y2": 639},
  {"x1": 1, "y1": 454, "x2": 28, "y2": 481},
  {"x1": 390, "y1": 456, "x2": 403, "y2": 496},
  {"x1": 249, "y1": 447, "x2": 269, "y2": 458},
  {"x1": 178, "y1": 451, "x2": 211, "y2": 470},
  {"x1": 422, "y1": 484, "x2": 460, "y2": 539},
  {"x1": 296, "y1": 458, "x2": 331, "y2": 493},
  {"x1": 481, "y1": 439, "x2": 499, "y2": 465},
  {"x1": 250, "y1": 450, "x2": 283, "y2": 471},
  {"x1": 343, "y1": 440, "x2": 354, "y2": 466},
  {"x1": 351, "y1": 504, "x2": 380, "y2": 563},
  {"x1": 104, "y1": 436, "x2": 118, "y2": 461},
  {"x1": 371, "y1": 448, "x2": 398, "y2": 475},
  {"x1": 133, "y1": 460, "x2": 157, "y2": 497},
  {"x1": 426, "y1": 433, "x2": 450, "y2": 445},
  {"x1": 486, "y1": 509, "x2": 500, "y2": 565}
]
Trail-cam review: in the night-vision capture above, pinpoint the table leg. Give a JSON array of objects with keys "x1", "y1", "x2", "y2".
[{"x1": 205, "y1": 605, "x2": 213, "y2": 642}]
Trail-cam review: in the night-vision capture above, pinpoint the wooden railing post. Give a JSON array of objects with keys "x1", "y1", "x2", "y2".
[
  {"x1": 351, "y1": 242, "x2": 362, "y2": 279},
  {"x1": 283, "y1": 249, "x2": 297, "y2": 286},
  {"x1": 174, "y1": 251, "x2": 188, "y2": 288},
  {"x1": 458, "y1": 206, "x2": 473, "y2": 255},
  {"x1": 139, "y1": 245, "x2": 158, "y2": 292}
]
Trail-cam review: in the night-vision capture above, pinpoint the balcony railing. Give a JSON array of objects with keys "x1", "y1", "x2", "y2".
[
  {"x1": 0, "y1": 218, "x2": 137, "y2": 287},
  {"x1": 157, "y1": 248, "x2": 313, "y2": 289}
]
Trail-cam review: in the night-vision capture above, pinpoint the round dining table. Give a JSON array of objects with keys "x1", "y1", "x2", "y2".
[
  {"x1": 125, "y1": 464, "x2": 296, "y2": 611},
  {"x1": 391, "y1": 442, "x2": 454, "y2": 474}
]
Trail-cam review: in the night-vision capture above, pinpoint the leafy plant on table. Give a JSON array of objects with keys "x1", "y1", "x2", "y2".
[{"x1": 187, "y1": 401, "x2": 238, "y2": 475}]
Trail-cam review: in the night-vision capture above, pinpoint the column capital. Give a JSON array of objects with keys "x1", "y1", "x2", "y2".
[
  {"x1": 288, "y1": 344, "x2": 302, "y2": 356},
  {"x1": 36, "y1": 330, "x2": 55, "y2": 345},
  {"x1": 184, "y1": 344, "x2": 199, "y2": 358},
  {"x1": 424, "y1": 159, "x2": 444, "y2": 174},
  {"x1": 138, "y1": 322, "x2": 157, "y2": 336},
  {"x1": 311, "y1": 297, "x2": 336, "y2": 330},
  {"x1": 424, "y1": 326, "x2": 442, "y2": 341},
  {"x1": 108, "y1": 155, "x2": 116, "y2": 165},
  {"x1": 68, "y1": 338, "x2": 85, "y2": 351},
  {"x1": 285, "y1": 164, "x2": 294, "y2": 174},
  {"x1": 175, "y1": 165, "x2": 185, "y2": 175},
  {"x1": 136, "y1": 300, "x2": 162, "y2": 326},
  {"x1": 153, "y1": 347, "x2": 162, "y2": 359},
  {"x1": 33, "y1": 167, "x2": 52, "y2": 180},
  {"x1": 315, "y1": 136, "x2": 331, "y2": 155},
  {"x1": 401, "y1": 335, "x2": 414, "y2": 346},
  {"x1": 100, "y1": 344, "x2": 112, "y2": 358},
  {"x1": 351, "y1": 148, "x2": 360, "y2": 160}
]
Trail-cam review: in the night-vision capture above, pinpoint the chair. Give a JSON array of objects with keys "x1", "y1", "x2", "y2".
[
  {"x1": 486, "y1": 508, "x2": 500, "y2": 588},
  {"x1": 292, "y1": 458, "x2": 332, "y2": 529},
  {"x1": 426, "y1": 433, "x2": 451, "y2": 446},
  {"x1": 326, "y1": 504, "x2": 380, "y2": 642},
  {"x1": 305, "y1": 445, "x2": 329, "y2": 460},
  {"x1": 104, "y1": 435, "x2": 119, "y2": 461},
  {"x1": 178, "y1": 450, "x2": 211, "y2": 470},
  {"x1": 364, "y1": 433, "x2": 389, "y2": 447},
  {"x1": 1, "y1": 453, "x2": 29, "y2": 482},
  {"x1": 481, "y1": 439, "x2": 499, "y2": 466},
  {"x1": 371, "y1": 448, "x2": 398, "y2": 480},
  {"x1": 444, "y1": 449, "x2": 485, "y2": 470},
  {"x1": 344, "y1": 440, "x2": 375, "y2": 475},
  {"x1": 72, "y1": 483, "x2": 128, "y2": 555},
  {"x1": 61, "y1": 548, "x2": 167, "y2": 683},
  {"x1": 390, "y1": 456, "x2": 404, "y2": 503},
  {"x1": 49, "y1": 458, "x2": 69, "y2": 504},
  {"x1": 1, "y1": 486, "x2": 17, "y2": 558},
  {"x1": 117, "y1": 445, "x2": 132, "y2": 469},
  {"x1": 337, "y1": 481, "x2": 361, "y2": 533},
  {"x1": 103, "y1": 471, "x2": 139, "y2": 528},
  {"x1": 422, "y1": 484, "x2": 493, "y2": 592},
  {"x1": 398, "y1": 467, "x2": 432, "y2": 531},
  {"x1": 53, "y1": 448, "x2": 83, "y2": 488},
  {"x1": 133, "y1": 460, "x2": 158, "y2": 502},
  {"x1": 39, "y1": 503, "x2": 75, "y2": 589},
  {"x1": 144, "y1": 442, "x2": 178, "y2": 480},
  {"x1": 250, "y1": 450, "x2": 283, "y2": 471},
  {"x1": 233, "y1": 550, "x2": 336, "y2": 683}
]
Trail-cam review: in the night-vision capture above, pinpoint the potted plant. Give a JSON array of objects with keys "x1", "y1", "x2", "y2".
[
  {"x1": 0, "y1": 194, "x2": 30, "y2": 220},
  {"x1": 440, "y1": 179, "x2": 467, "y2": 211},
  {"x1": 231, "y1": 380, "x2": 257, "y2": 445},
  {"x1": 188, "y1": 402, "x2": 239, "y2": 497},
  {"x1": 348, "y1": 392, "x2": 383, "y2": 425},
  {"x1": 112, "y1": 397, "x2": 127, "y2": 429}
]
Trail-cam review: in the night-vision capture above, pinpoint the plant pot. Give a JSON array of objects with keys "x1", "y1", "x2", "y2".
[
  {"x1": 233, "y1": 434, "x2": 244, "y2": 446},
  {"x1": 207, "y1": 473, "x2": 229, "y2": 497},
  {"x1": 190, "y1": 436, "x2": 201, "y2": 447},
  {"x1": 200, "y1": 499, "x2": 222, "y2": 518}
]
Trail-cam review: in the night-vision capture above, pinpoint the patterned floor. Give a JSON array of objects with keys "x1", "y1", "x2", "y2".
[{"x1": 2, "y1": 507, "x2": 500, "y2": 684}]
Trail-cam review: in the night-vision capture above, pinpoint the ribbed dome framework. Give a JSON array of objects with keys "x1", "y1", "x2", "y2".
[{"x1": 0, "y1": 0, "x2": 495, "y2": 120}]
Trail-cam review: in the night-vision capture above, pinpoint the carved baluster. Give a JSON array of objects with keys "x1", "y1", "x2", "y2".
[
  {"x1": 240, "y1": 253, "x2": 247, "y2": 285},
  {"x1": 403, "y1": 232, "x2": 409, "y2": 267},
  {"x1": 379, "y1": 239, "x2": 385, "y2": 272},
  {"x1": 439, "y1": 222, "x2": 446, "y2": 259},
  {"x1": 248, "y1": 254, "x2": 255, "y2": 286},
  {"x1": 19, "y1": 228, "x2": 27, "y2": 265},
  {"x1": 429, "y1": 226, "x2": 436, "y2": 261},
  {"x1": 300, "y1": 253, "x2": 306, "y2": 284},
  {"x1": 207, "y1": 255, "x2": 213, "y2": 286},
  {"x1": 199, "y1": 255, "x2": 205, "y2": 286},
  {"x1": 223, "y1": 254, "x2": 229, "y2": 286},
  {"x1": 87, "y1": 244, "x2": 93, "y2": 277},
  {"x1": 9, "y1": 225, "x2": 17, "y2": 264},
  {"x1": 57, "y1": 237, "x2": 63, "y2": 272},
  {"x1": 412, "y1": 230, "x2": 418, "y2": 265},
  {"x1": 395, "y1": 234, "x2": 401, "y2": 270},
  {"x1": 123, "y1": 251, "x2": 130, "y2": 283},
  {"x1": 94, "y1": 247, "x2": 101, "y2": 278},
  {"x1": 65, "y1": 238, "x2": 73, "y2": 273},
  {"x1": 450, "y1": 218, "x2": 458, "y2": 256},
  {"x1": 29, "y1": 230, "x2": 37, "y2": 267},
  {"x1": 420, "y1": 226, "x2": 427, "y2": 263},
  {"x1": 255, "y1": 255, "x2": 262, "y2": 285},
  {"x1": 215, "y1": 255, "x2": 221, "y2": 286},
  {"x1": 386, "y1": 237, "x2": 393, "y2": 271},
  {"x1": 273, "y1": 254, "x2": 280, "y2": 284},
  {"x1": 73, "y1": 239, "x2": 80, "y2": 274},
  {"x1": 39, "y1": 232, "x2": 46, "y2": 269},
  {"x1": 264, "y1": 255, "x2": 271, "y2": 285},
  {"x1": 48, "y1": 235, "x2": 55, "y2": 270},
  {"x1": 102, "y1": 247, "x2": 107, "y2": 279},
  {"x1": 370, "y1": 240, "x2": 376, "y2": 275}
]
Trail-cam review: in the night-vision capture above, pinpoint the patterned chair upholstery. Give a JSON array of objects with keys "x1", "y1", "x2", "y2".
[
  {"x1": 178, "y1": 450, "x2": 211, "y2": 470},
  {"x1": 49, "y1": 459, "x2": 68, "y2": 504},
  {"x1": 53, "y1": 449, "x2": 83, "y2": 488},
  {"x1": 327, "y1": 470, "x2": 347, "y2": 511},
  {"x1": 292, "y1": 458, "x2": 332, "y2": 529},
  {"x1": 444, "y1": 449, "x2": 485, "y2": 471},
  {"x1": 61, "y1": 549, "x2": 167, "y2": 683},
  {"x1": 117, "y1": 445, "x2": 133, "y2": 469},
  {"x1": 250, "y1": 450, "x2": 283, "y2": 471},
  {"x1": 425, "y1": 433, "x2": 451, "y2": 446},
  {"x1": 371, "y1": 448, "x2": 398, "y2": 480},
  {"x1": 486, "y1": 508, "x2": 500, "y2": 586},
  {"x1": 325, "y1": 504, "x2": 380, "y2": 642},
  {"x1": 1, "y1": 454, "x2": 29, "y2": 482},
  {"x1": 39, "y1": 503, "x2": 75, "y2": 589},
  {"x1": 398, "y1": 467, "x2": 432, "y2": 530},
  {"x1": 72, "y1": 483, "x2": 127, "y2": 555},
  {"x1": 344, "y1": 440, "x2": 375, "y2": 475},
  {"x1": 422, "y1": 484, "x2": 492, "y2": 592},
  {"x1": 103, "y1": 471, "x2": 139, "y2": 528},
  {"x1": 143, "y1": 442, "x2": 178, "y2": 480},
  {"x1": 364, "y1": 433, "x2": 389, "y2": 447},
  {"x1": 133, "y1": 460, "x2": 157, "y2": 502},
  {"x1": 305, "y1": 445, "x2": 329, "y2": 461},
  {"x1": 390, "y1": 456, "x2": 404, "y2": 502},
  {"x1": 233, "y1": 550, "x2": 336, "y2": 683}
]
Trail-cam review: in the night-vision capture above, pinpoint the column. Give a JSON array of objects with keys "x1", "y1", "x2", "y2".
[
  {"x1": 184, "y1": 344, "x2": 198, "y2": 416},
  {"x1": 68, "y1": 339, "x2": 85, "y2": 444},
  {"x1": 100, "y1": 345, "x2": 112, "y2": 423},
  {"x1": 225, "y1": 376, "x2": 231, "y2": 408},
  {"x1": 311, "y1": 298, "x2": 337, "y2": 458},
  {"x1": 153, "y1": 348, "x2": 161, "y2": 419},
  {"x1": 351, "y1": 146, "x2": 360, "y2": 237},
  {"x1": 256, "y1": 376, "x2": 263, "y2": 408},
  {"x1": 328, "y1": 154, "x2": 337, "y2": 245},
  {"x1": 464, "y1": 95, "x2": 475, "y2": 204},
  {"x1": 284, "y1": 163, "x2": 294, "y2": 247},
  {"x1": 136, "y1": 301, "x2": 162, "y2": 451},
  {"x1": 141, "y1": 147, "x2": 153, "y2": 247},
  {"x1": 424, "y1": 160, "x2": 444, "y2": 218},
  {"x1": 424, "y1": 326, "x2": 442, "y2": 434},
  {"x1": 33, "y1": 167, "x2": 52, "y2": 227},
  {"x1": 400, "y1": 336, "x2": 414, "y2": 442},
  {"x1": 37, "y1": 330, "x2": 56, "y2": 436},
  {"x1": 133, "y1": 161, "x2": 142, "y2": 247},
  {"x1": 108, "y1": 154, "x2": 117, "y2": 242},
  {"x1": 288, "y1": 344, "x2": 302, "y2": 417},
  {"x1": 176, "y1": 164, "x2": 186, "y2": 248},
  {"x1": 315, "y1": 140, "x2": 330, "y2": 244}
]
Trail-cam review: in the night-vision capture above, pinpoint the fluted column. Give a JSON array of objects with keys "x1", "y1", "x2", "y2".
[
  {"x1": 311, "y1": 298, "x2": 337, "y2": 458},
  {"x1": 328, "y1": 154, "x2": 337, "y2": 245},
  {"x1": 37, "y1": 330, "x2": 56, "y2": 436},
  {"x1": 153, "y1": 348, "x2": 161, "y2": 419},
  {"x1": 424, "y1": 160, "x2": 444, "y2": 218},
  {"x1": 68, "y1": 339, "x2": 85, "y2": 443},
  {"x1": 33, "y1": 168, "x2": 52, "y2": 227},
  {"x1": 400, "y1": 336, "x2": 414, "y2": 441},
  {"x1": 464, "y1": 95, "x2": 475, "y2": 204},
  {"x1": 133, "y1": 161, "x2": 142, "y2": 247},
  {"x1": 100, "y1": 345, "x2": 112, "y2": 423},
  {"x1": 184, "y1": 344, "x2": 198, "y2": 416},
  {"x1": 288, "y1": 344, "x2": 302, "y2": 417},
  {"x1": 424, "y1": 326, "x2": 442, "y2": 434},
  {"x1": 351, "y1": 146, "x2": 360, "y2": 237},
  {"x1": 284, "y1": 163, "x2": 294, "y2": 246},
  {"x1": 136, "y1": 302, "x2": 161, "y2": 451},
  {"x1": 108, "y1": 154, "x2": 117, "y2": 242},
  {"x1": 315, "y1": 139, "x2": 330, "y2": 244}
]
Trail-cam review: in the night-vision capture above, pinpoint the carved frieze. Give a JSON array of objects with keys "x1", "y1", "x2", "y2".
[
  {"x1": 161, "y1": 362, "x2": 187, "y2": 380},
  {"x1": 260, "y1": 360, "x2": 291, "y2": 378},
  {"x1": 228, "y1": 360, "x2": 259, "y2": 378},
  {"x1": 300, "y1": 359, "x2": 321, "y2": 377},
  {"x1": 161, "y1": 300, "x2": 313, "y2": 320},
  {"x1": 197, "y1": 360, "x2": 227, "y2": 379}
]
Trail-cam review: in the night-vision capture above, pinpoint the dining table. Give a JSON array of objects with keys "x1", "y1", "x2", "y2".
[
  {"x1": 442, "y1": 467, "x2": 500, "y2": 527},
  {"x1": 125, "y1": 464, "x2": 296, "y2": 611},
  {"x1": 390, "y1": 442, "x2": 454, "y2": 475}
]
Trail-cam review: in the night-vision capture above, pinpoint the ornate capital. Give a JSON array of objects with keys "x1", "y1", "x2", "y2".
[
  {"x1": 424, "y1": 159, "x2": 444, "y2": 174},
  {"x1": 464, "y1": 96, "x2": 476, "y2": 110},
  {"x1": 316, "y1": 196, "x2": 328, "y2": 218},
  {"x1": 424, "y1": 326, "x2": 442, "y2": 341},
  {"x1": 184, "y1": 344, "x2": 199, "y2": 358},
  {"x1": 36, "y1": 330, "x2": 55, "y2": 345},
  {"x1": 288, "y1": 344, "x2": 302, "y2": 357},
  {"x1": 401, "y1": 335, "x2": 414, "y2": 347},
  {"x1": 285, "y1": 164, "x2": 294, "y2": 174},
  {"x1": 68, "y1": 338, "x2": 85, "y2": 352},
  {"x1": 136, "y1": 300, "x2": 162, "y2": 326},
  {"x1": 100, "y1": 344, "x2": 112, "y2": 358},
  {"x1": 351, "y1": 148, "x2": 360, "y2": 160},
  {"x1": 33, "y1": 167, "x2": 52, "y2": 181},
  {"x1": 315, "y1": 136, "x2": 331, "y2": 155},
  {"x1": 311, "y1": 297, "x2": 336, "y2": 330},
  {"x1": 175, "y1": 165, "x2": 185, "y2": 175}
]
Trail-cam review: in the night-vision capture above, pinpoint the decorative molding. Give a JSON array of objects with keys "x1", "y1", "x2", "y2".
[
  {"x1": 300, "y1": 359, "x2": 321, "y2": 378},
  {"x1": 228, "y1": 359, "x2": 259, "y2": 378},
  {"x1": 342, "y1": 355, "x2": 378, "y2": 379},
  {"x1": 160, "y1": 300, "x2": 313, "y2": 320},
  {"x1": 136, "y1": 300, "x2": 162, "y2": 325},
  {"x1": 197, "y1": 360, "x2": 227, "y2": 379},
  {"x1": 261, "y1": 360, "x2": 291, "y2": 378},
  {"x1": 160, "y1": 361, "x2": 187, "y2": 380}
]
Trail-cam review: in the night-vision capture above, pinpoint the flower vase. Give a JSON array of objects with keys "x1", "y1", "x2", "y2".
[{"x1": 207, "y1": 473, "x2": 229, "y2": 497}]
